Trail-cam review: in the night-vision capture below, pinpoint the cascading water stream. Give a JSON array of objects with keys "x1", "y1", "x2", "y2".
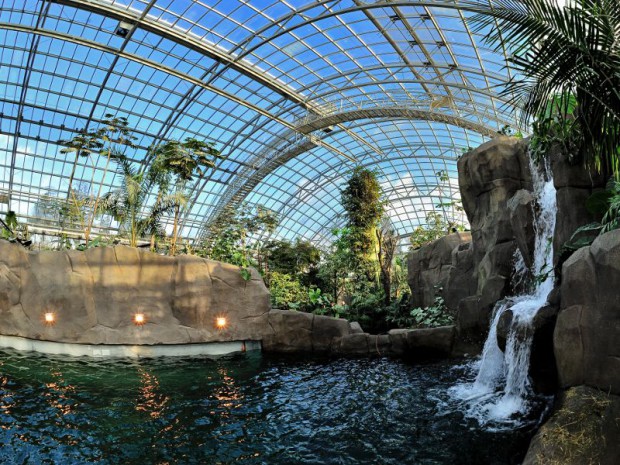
[{"x1": 451, "y1": 158, "x2": 556, "y2": 427}]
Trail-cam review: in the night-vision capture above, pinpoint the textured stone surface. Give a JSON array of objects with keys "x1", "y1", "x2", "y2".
[
  {"x1": 549, "y1": 145, "x2": 606, "y2": 267},
  {"x1": 0, "y1": 241, "x2": 271, "y2": 345},
  {"x1": 496, "y1": 304, "x2": 559, "y2": 394},
  {"x1": 523, "y1": 386, "x2": 620, "y2": 465},
  {"x1": 407, "y1": 232, "x2": 475, "y2": 311},
  {"x1": 262, "y1": 310, "x2": 357, "y2": 354},
  {"x1": 508, "y1": 189, "x2": 536, "y2": 269},
  {"x1": 455, "y1": 137, "x2": 534, "y2": 345},
  {"x1": 555, "y1": 229, "x2": 620, "y2": 394},
  {"x1": 338, "y1": 333, "x2": 370, "y2": 355},
  {"x1": 406, "y1": 138, "x2": 537, "y2": 352},
  {"x1": 262, "y1": 309, "x2": 314, "y2": 352},
  {"x1": 388, "y1": 326, "x2": 456, "y2": 359},
  {"x1": 405, "y1": 326, "x2": 455, "y2": 357}
]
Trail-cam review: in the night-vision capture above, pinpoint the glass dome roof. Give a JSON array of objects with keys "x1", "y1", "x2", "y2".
[{"x1": 0, "y1": 0, "x2": 524, "y2": 248}]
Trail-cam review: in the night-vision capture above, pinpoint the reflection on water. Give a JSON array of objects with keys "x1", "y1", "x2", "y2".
[
  {"x1": 136, "y1": 368, "x2": 169, "y2": 419},
  {"x1": 0, "y1": 349, "x2": 536, "y2": 464}
]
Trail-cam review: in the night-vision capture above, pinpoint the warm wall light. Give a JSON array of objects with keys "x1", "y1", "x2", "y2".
[
  {"x1": 133, "y1": 313, "x2": 146, "y2": 325},
  {"x1": 44, "y1": 312, "x2": 55, "y2": 325},
  {"x1": 215, "y1": 317, "x2": 227, "y2": 329}
]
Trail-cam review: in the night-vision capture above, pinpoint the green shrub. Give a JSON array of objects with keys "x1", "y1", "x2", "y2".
[
  {"x1": 409, "y1": 296, "x2": 454, "y2": 328},
  {"x1": 268, "y1": 271, "x2": 308, "y2": 309}
]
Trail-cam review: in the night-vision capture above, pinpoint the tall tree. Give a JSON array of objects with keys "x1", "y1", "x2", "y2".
[
  {"x1": 98, "y1": 153, "x2": 173, "y2": 247},
  {"x1": 152, "y1": 138, "x2": 223, "y2": 255},
  {"x1": 376, "y1": 217, "x2": 398, "y2": 306},
  {"x1": 59, "y1": 114, "x2": 136, "y2": 245},
  {"x1": 341, "y1": 167, "x2": 384, "y2": 280}
]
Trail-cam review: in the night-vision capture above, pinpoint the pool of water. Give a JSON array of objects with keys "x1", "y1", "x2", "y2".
[{"x1": 0, "y1": 349, "x2": 539, "y2": 464}]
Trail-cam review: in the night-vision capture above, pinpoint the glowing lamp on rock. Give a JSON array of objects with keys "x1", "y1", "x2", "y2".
[
  {"x1": 216, "y1": 317, "x2": 227, "y2": 329},
  {"x1": 133, "y1": 313, "x2": 146, "y2": 326},
  {"x1": 44, "y1": 312, "x2": 55, "y2": 325}
]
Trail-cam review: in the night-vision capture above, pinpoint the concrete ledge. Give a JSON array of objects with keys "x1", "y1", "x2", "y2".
[{"x1": 0, "y1": 335, "x2": 261, "y2": 358}]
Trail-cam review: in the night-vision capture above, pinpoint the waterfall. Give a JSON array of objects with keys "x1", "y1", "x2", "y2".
[{"x1": 451, "y1": 159, "x2": 556, "y2": 426}]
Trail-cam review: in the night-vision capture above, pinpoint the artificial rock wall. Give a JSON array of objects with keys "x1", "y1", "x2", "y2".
[
  {"x1": 555, "y1": 229, "x2": 620, "y2": 394},
  {"x1": 0, "y1": 241, "x2": 271, "y2": 345},
  {"x1": 0, "y1": 240, "x2": 457, "y2": 360},
  {"x1": 408, "y1": 136, "x2": 536, "y2": 346}
]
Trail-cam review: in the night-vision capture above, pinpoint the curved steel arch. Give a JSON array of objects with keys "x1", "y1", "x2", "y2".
[
  {"x1": 0, "y1": 0, "x2": 523, "y2": 247},
  {"x1": 195, "y1": 104, "x2": 492, "y2": 240}
]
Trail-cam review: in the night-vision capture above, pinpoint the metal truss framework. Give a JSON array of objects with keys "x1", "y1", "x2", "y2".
[{"x1": 0, "y1": 0, "x2": 524, "y2": 248}]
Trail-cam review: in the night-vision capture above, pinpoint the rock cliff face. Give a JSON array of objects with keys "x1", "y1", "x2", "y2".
[
  {"x1": 550, "y1": 145, "x2": 606, "y2": 267},
  {"x1": 555, "y1": 229, "x2": 620, "y2": 394},
  {"x1": 0, "y1": 241, "x2": 271, "y2": 345},
  {"x1": 407, "y1": 232, "x2": 475, "y2": 311},
  {"x1": 408, "y1": 137, "x2": 536, "y2": 348},
  {"x1": 263, "y1": 309, "x2": 456, "y2": 359},
  {"x1": 457, "y1": 137, "x2": 534, "y2": 338}
]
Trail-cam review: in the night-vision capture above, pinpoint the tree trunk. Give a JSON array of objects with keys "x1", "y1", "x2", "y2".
[
  {"x1": 170, "y1": 204, "x2": 180, "y2": 256},
  {"x1": 381, "y1": 269, "x2": 391, "y2": 306},
  {"x1": 86, "y1": 150, "x2": 113, "y2": 247}
]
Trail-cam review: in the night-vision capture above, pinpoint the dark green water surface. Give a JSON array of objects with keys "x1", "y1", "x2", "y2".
[{"x1": 0, "y1": 349, "x2": 536, "y2": 464}]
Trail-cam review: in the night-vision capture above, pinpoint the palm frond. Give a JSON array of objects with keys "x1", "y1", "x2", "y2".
[{"x1": 469, "y1": 0, "x2": 620, "y2": 175}]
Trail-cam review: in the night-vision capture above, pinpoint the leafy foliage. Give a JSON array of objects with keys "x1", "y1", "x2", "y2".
[
  {"x1": 268, "y1": 271, "x2": 309, "y2": 309},
  {"x1": 409, "y1": 296, "x2": 454, "y2": 328},
  {"x1": 1, "y1": 211, "x2": 29, "y2": 244},
  {"x1": 239, "y1": 267, "x2": 253, "y2": 282},
  {"x1": 263, "y1": 239, "x2": 321, "y2": 276},
  {"x1": 150, "y1": 138, "x2": 223, "y2": 255},
  {"x1": 469, "y1": 0, "x2": 620, "y2": 176},
  {"x1": 410, "y1": 212, "x2": 452, "y2": 249},
  {"x1": 198, "y1": 204, "x2": 279, "y2": 268},
  {"x1": 377, "y1": 216, "x2": 398, "y2": 305},
  {"x1": 99, "y1": 153, "x2": 174, "y2": 247},
  {"x1": 59, "y1": 114, "x2": 137, "y2": 244},
  {"x1": 530, "y1": 95, "x2": 581, "y2": 164},
  {"x1": 341, "y1": 167, "x2": 384, "y2": 277}
]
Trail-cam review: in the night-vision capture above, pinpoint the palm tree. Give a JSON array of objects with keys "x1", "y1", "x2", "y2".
[
  {"x1": 99, "y1": 153, "x2": 174, "y2": 248},
  {"x1": 87, "y1": 114, "x2": 136, "y2": 245},
  {"x1": 470, "y1": 0, "x2": 620, "y2": 176},
  {"x1": 152, "y1": 138, "x2": 222, "y2": 255},
  {"x1": 59, "y1": 114, "x2": 136, "y2": 245},
  {"x1": 59, "y1": 129, "x2": 103, "y2": 200}
]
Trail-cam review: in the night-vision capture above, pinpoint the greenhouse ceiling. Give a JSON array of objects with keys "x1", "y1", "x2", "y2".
[{"x1": 0, "y1": 0, "x2": 524, "y2": 248}]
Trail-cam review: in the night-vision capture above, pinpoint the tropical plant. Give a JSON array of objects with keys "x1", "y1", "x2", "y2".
[
  {"x1": 391, "y1": 256, "x2": 409, "y2": 301},
  {"x1": 409, "y1": 212, "x2": 452, "y2": 249},
  {"x1": 98, "y1": 153, "x2": 174, "y2": 248},
  {"x1": 384, "y1": 292, "x2": 415, "y2": 328},
  {"x1": 199, "y1": 203, "x2": 278, "y2": 267},
  {"x1": 341, "y1": 167, "x2": 384, "y2": 279},
  {"x1": 152, "y1": 138, "x2": 223, "y2": 255},
  {"x1": 409, "y1": 295, "x2": 453, "y2": 328},
  {"x1": 59, "y1": 130, "x2": 103, "y2": 199},
  {"x1": 317, "y1": 227, "x2": 356, "y2": 304},
  {"x1": 0, "y1": 211, "x2": 30, "y2": 246},
  {"x1": 59, "y1": 114, "x2": 136, "y2": 245},
  {"x1": 263, "y1": 238, "x2": 321, "y2": 285},
  {"x1": 268, "y1": 271, "x2": 309, "y2": 309},
  {"x1": 376, "y1": 216, "x2": 398, "y2": 306},
  {"x1": 470, "y1": 0, "x2": 620, "y2": 176}
]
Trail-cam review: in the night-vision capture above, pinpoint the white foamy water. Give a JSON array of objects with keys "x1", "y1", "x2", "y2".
[{"x1": 450, "y1": 159, "x2": 556, "y2": 427}]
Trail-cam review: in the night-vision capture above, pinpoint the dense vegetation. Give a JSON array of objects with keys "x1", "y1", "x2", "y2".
[{"x1": 1, "y1": 113, "x2": 466, "y2": 333}]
